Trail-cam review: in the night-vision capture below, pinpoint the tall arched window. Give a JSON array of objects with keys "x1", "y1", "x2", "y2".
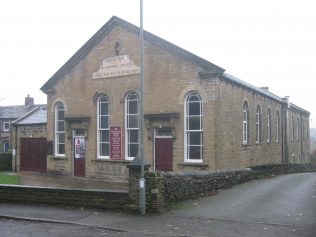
[
  {"x1": 297, "y1": 118, "x2": 300, "y2": 141},
  {"x1": 55, "y1": 103, "x2": 65, "y2": 156},
  {"x1": 292, "y1": 115, "x2": 295, "y2": 141},
  {"x1": 185, "y1": 92, "x2": 203, "y2": 162},
  {"x1": 125, "y1": 92, "x2": 139, "y2": 160},
  {"x1": 255, "y1": 105, "x2": 261, "y2": 143},
  {"x1": 267, "y1": 109, "x2": 271, "y2": 142},
  {"x1": 97, "y1": 95, "x2": 109, "y2": 158},
  {"x1": 242, "y1": 101, "x2": 249, "y2": 144},
  {"x1": 276, "y1": 111, "x2": 280, "y2": 142}
]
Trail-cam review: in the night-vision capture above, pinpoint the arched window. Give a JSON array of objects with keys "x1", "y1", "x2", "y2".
[
  {"x1": 292, "y1": 115, "x2": 295, "y2": 141},
  {"x1": 97, "y1": 95, "x2": 109, "y2": 158},
  {"x1": 255, "y1": 105, "x2": 261, "y2": 143},
  {"x1": 242, "y1": 101, "x2": 249, "y2": 144},
  {"x1": 125, "y1": 92, "x2": 139, "y2": 160},
  {"x1": 184, "y1": 92, "x2": 203, "y2": 162},
  {"x1": 297, "y1": 118, "x2": 300, "y2": 141},
  {"x1": 267, "y1": 109, "x2": 271, "y2": 142},
  {"x1": 55, "y1": 103, "x2": 65, "y2": 156},
  {"x1": 276, "y1": 111, "x2": 280, "y2": 142}
]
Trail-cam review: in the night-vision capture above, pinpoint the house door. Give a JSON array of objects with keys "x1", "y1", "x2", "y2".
[
  {"x1": 154, "y1": 128, "x2": 173, "y2": 172},
  {"x1": 20, "y1": 138, "x2": 47, "y2": 172},
  {"x1": 73, "y1": 130, "x2": 86, "y2": 177}
]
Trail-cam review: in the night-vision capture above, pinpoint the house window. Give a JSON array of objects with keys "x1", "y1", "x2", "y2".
[
  {"x1": 55, "y1": 103, "x2": 65, "y2": 156},
  {"x1": 125, "y1": 92, "x2": 139, "y2": 160},
  {"x1": 3, "y1": 120, "x2": 10, "y2": 131},
  {"x1": 185, "y1": 92, "x2": 203, "y2": 162},
  {"x1": 242, "y1": 101, "x2": 249, "y2": 144},
  {"x1": 255, "y1": 105, "x2": 261, "y2": 143},
  {"x1": 267, "y1": 109, "x2": 271, "y2": 142},
  {"x1": 3, "y1": 141, "x2": 9, "y2": 152},
  {"x1": 276, "y1": 111, "x2": 280, "y2": 142},
  {"x1": 97, "y1": 95, "x2": 109, "y2": 158}
]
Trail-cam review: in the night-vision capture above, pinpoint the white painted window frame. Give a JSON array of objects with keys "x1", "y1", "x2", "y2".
[
  {"x1": 242, "y1": 102, "x2": 249, "y2": 144},
  {"x1": 276, "y1": 111, "x2": 280, "y2": 142},
  {"x1": 55, "y1": 103, "x2": 65, "y2": 156},
  {"x1": 3, "y1": 120, "x2": 10, "y2": 132},
  {"x1": 255, "y1": 106, "x2": 261, "y2": 143},
  {"x1": 266, "y1": 109, "x2": 271, "y2": 143},
  {"x1": 97, "y1": 95, "x2": 110, "y2": 159},
  {"x1": 125, "y1": 92, "x2": 139, "y2": 161},
  {"x1": 184, "y1": 92, "x2": 203, "y2": 163}
]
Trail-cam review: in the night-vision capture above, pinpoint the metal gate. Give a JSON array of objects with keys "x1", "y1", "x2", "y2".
[{"x1": 20, "y1": 138, "x2": 47, "y2": 172}]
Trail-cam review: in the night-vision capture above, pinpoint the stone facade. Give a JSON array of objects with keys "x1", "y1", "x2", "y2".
[
  {"x1": 11, "y1": 105, "x2": 47, "y2": 171},
  {"x1": 41, "y1": 16, "x2": 310, "y2": 181}
]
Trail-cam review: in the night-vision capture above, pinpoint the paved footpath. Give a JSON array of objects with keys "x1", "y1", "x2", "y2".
[{"x1": 0, "y1": 173, "x2": 316, "y2": 237}]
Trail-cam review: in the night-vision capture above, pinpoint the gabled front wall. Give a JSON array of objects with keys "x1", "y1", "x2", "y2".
[
  {"x1": 46, "y1": 25, "x2": 218, "y2": 180},
  {"x1": 45, "y1": 21, "x2": 310, "y2": 181}
]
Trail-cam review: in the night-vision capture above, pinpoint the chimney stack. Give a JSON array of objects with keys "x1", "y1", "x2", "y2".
[{"x1": 25, "y1": 94, "x2": 34, "y2": 106}]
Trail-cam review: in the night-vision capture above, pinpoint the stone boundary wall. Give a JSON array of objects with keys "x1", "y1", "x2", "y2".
[
  {"x1": 0, "y1": 153, "x2": 12, "y2": 171},
  {"x1": 144, "y1": 163, "x2": 316, "y2": 212},
  {"x1": 0, "y1": 185, "x2": 137, "y2": 212}
]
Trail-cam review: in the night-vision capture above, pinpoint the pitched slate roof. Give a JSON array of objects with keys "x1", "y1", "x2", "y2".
[
  {"x1": 12, "y1": 105, "x2": 47, "y2": 125},
  {"x1": 40, "y1": 16, "x2": 309, "y2": 115},
  {"x1": 0, "y1": 105, "x2": 36, "y2": 119},
  {"x1": 40, "y1": 16, "x2": 225, "y2": 92},
  {"x1": 223, "y1": 73, "x2": 310, "y2": 115}
]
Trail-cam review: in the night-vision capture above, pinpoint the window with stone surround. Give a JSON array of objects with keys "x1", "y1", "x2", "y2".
[
  {"x1": 255, "y1": 105, "x2": 261, "y2": 143},
  {"x1": 125, "y1": 92, "x2": 139, "y2": 160},
  {"x1": 55, "y1": 103, "x2": 65, "y2": 156},
  {"x1": 276, "y1": 111, "x2": 280, "y2": 142},
  {"x1": 296, "y1": 118, "x2": 300, "y2": 141},
  {"x1": 184, "y1": 92, "x2": 203, "y2": 162},
  {"x1": 97, "y1": 95, "x2": 109, "y2": 158},
  {"x1": 3, "y1": 120, "x2": 10, "y2": 131},
  {"x1": 292, "y1": 115, "x2": 295, "y2": 142},
  {"x1": 242, "y1": 101, "x2": 249, "y2": 144},
  {"x1": 266, "y1": 108, "x2": 271, "y2": 143}
]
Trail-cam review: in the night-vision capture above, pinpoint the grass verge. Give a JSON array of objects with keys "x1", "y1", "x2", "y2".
[{"x1": 0, "y1": 173, "x2": 20, "y2": 184}]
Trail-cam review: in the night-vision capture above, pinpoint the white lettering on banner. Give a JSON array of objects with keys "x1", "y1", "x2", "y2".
[{"x1": 92, "y1": 54, "x2": 140, "y2": 79}]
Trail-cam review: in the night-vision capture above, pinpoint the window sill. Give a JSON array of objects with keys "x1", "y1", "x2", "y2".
[
  {"x1": 92, "y1": 159, "x2": 130, "y2": 163},
  {"x1": 49, "y1": 155, "x2": 68, "y2": 160},
  {"x1": 178, "y1": 162, "x2": 208, "y2": 168},
  {"x1": 242, "y1": 143, "x2": 251, "y2": 147}
]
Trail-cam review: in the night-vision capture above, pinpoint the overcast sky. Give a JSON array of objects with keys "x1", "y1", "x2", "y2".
[{"x1": 0, "y1": 0, "x2": 315, "y2": 127}]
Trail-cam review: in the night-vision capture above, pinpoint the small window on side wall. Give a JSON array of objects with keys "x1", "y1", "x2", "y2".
[{"x1": 242, "y1": 101, "x2": 249, "y2": 144}]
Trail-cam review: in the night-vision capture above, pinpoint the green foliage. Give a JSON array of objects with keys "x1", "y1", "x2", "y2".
[
  {"x1": 0, "y1": 173, "x2": 19, "y2": 184},
  {"x1": 0, "y1": 153, "x2": 12, "y2": 171}
]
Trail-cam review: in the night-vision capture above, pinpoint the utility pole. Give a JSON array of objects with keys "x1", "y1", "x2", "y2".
[{"x1": 139, "y1": 0, "x2": 146, "y2": 215}]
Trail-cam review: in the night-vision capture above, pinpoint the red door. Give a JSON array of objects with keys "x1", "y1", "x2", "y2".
[
  {"x1": 74, "y1": 137, "x2": 85, "y2": 177},
  {"x1": 155, "y1": 138, "x2": 173, "y2": 171},
  {"x1": 20, "y1": 138, "x2": 47, "y2": 172}
]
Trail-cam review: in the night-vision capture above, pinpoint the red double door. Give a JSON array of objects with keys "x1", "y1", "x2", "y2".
[{"x1": 20, "y1": 138, "x2": 47, "y2": 172}]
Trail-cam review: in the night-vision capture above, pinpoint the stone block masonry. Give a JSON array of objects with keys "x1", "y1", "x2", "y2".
[{"x1": 0, "y1": 185, "x2": 137, "y2": 212}]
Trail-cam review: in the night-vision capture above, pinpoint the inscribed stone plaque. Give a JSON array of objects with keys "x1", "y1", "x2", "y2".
[{"x1": 93, "y1": 54, "x2": 140, "y2": 79}]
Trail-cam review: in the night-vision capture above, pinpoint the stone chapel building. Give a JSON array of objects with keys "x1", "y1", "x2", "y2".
[{"x1": 40, "y1": 16, "x2": 310, "y2": 181}]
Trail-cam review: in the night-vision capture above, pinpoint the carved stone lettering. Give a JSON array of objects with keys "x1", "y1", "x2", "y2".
[{"x1": 93, "y1": 54, "x2": 140, "y2": 79}]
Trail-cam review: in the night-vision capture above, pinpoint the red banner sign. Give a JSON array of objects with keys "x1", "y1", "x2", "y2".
[{"x1": 110, "y1": 126, "x2": 122, "y2": 160}]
